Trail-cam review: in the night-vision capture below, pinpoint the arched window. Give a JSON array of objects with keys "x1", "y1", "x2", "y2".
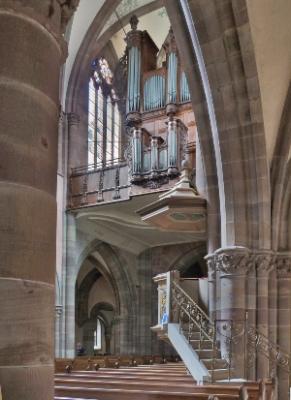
[
  {"x1": 88, "y1": 57, "x2": 120, "y2": 168},
  {"x1": 93, "y1": 318, "x2": 102, "y2": 350}
]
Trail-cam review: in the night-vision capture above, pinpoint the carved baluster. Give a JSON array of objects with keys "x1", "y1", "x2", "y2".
[
  {"x1": 81, "y1": 174, "x2": 88, "y2": 205},
  {"x1": 113, "y1": 166, "x2": 121, "y2": 200},
  {"x1": 97, "y1": 170, "x2": 104, "y2": 202}
]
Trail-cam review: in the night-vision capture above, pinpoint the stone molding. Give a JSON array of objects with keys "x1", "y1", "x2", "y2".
[{"x1": 67, "y1": 112, "x2": 80, "y2": 126}]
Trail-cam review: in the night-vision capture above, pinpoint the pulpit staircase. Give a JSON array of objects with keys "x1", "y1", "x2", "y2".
[{"x1": 152, "y1": 271, "x2": 230, "y2": 384}]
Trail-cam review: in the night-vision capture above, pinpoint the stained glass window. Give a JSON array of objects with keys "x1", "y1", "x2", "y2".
[{"x1": 88, "y1": 57, "x2": 120, "y2": 168}]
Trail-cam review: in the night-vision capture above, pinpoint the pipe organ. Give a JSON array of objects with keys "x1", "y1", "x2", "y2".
[{"x1": 125, "y1": 16, "x2": 194, "y2": 187}]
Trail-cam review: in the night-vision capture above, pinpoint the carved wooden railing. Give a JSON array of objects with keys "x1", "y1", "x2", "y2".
[{"x1": 69, "y1": 160, "x2": 130, "y2": 209}]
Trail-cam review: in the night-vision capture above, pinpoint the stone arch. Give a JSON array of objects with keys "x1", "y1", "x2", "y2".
[
  {"x1": 271, "y1": 83, "x2": 291, "y2": 250},
  {"x1": 166, "y1": 0, "x2": 270, "y2": 250},
  {"x1": 89, "y1": 302, "x2": 115, "y2": 354},
  {"x1": 68, "y1": 0, "x2": 270, "y2": 251},
  {"x1": 168, "y1": 243, "x2": 206, "y2": 275},
  {"x1": 278, "y1": 160, "x2": 291, "y2": 250},
  {"x1": 71, "y1": 238, "x2": 138, "y2": 355}
]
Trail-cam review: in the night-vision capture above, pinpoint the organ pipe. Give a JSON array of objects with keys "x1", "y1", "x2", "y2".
[
  {"x1": 167, "y1": 52, "x2": 177, "y2": 104},
  {"x1": 167, "y1": 119, "x2": 179, "y2": 174},
  {"x1": 132, "y1": 128, "x2": 142, "y2": 176}
]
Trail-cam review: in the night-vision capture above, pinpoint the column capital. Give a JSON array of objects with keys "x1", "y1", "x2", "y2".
[
  {"x1": 276, "y1": 252, "x2": 291, "y2": 278},
  {"x1": 215, "y1": 246, "x2": 253, "y2": 276},
  {"x1": 253, "y1": 250, "x2": 276, "y2": 274}
]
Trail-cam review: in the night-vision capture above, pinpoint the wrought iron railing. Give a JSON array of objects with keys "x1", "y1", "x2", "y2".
[
  {"x1": 171, "y1": 280, "x2": 230, "y2": 381},
  {"x1": 172, "y1": 281, "x2": 215, "y2": 342},
  {"x1": 248, "y1": 326, "x2": 290, "y2": 376}
]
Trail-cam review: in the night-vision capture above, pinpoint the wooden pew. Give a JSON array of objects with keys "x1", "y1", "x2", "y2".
[{"x1": 55, "y1": 385, "x2": 241, "y2": 400}]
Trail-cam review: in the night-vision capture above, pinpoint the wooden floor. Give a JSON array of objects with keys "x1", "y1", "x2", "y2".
[{"x1": 55, "y1": 363, "x2": 251, "y2": 400}]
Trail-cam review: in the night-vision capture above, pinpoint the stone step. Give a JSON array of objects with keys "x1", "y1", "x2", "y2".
[
  {"x1": 195, "y1": 348, "x2": 221, "y2": 359},
  {"x1": 189, "y1": 339, "x2": 213, "y2": 349},
  {"x1": 55, "y1": 385, "x2": 241, "y2": 400}
]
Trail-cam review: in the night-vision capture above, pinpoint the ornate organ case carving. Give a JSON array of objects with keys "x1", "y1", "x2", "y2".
[{"x1": 125, "y1": 16, "x2": 196, "y2": 188}]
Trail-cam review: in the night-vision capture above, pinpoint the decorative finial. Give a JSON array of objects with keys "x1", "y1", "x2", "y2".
[{"x1": 130, "y1": 15, "x2": 139, "y2": 31}]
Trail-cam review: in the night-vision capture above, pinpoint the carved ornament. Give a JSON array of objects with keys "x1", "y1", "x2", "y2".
[
  {"x1": 276, "y1": 253, "x2": 291, "y2": 277},
  {"x1": 215, "y1": 247, "x2": 253, "y2": 275},
  {"x1": 57, "y1": 0, "x2": 80, "y2": 33},
  {"x1": 254, "y1": 251, "x2": 275, "y2": 274}
]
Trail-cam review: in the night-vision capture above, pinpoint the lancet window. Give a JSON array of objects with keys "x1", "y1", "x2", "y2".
[{"x1": 88, "y1": 57, "x2": 120, "y2": 168}]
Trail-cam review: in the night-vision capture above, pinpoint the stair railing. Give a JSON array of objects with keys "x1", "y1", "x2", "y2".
[
  {"x1": 248, "y1": 327, "x2": 290, "y2": 373},
  {"x1": 247, "y1": 326, "x2": 291, "y2": 390},
  {"x1": 172, "y1": 280, "x2": 215, "y2": 342},
  {"x1": 171, "y1": 279, "x2": 230, "y2": 381}
]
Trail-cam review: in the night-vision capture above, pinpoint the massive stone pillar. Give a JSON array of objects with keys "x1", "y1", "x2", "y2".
[
  {"x1": 215, "y1": 247, "x2": 252, "y2": 379},
  {"x1": 0, "y1": 1, "x2": 78, "y2": 398}
]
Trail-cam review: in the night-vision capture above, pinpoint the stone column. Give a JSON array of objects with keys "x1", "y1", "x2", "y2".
[
  {"x1": 105, "y1": 332, "x2": 111, "y2": 354},
  {"x1": 254, "y1": 251, "x2": 275, "y2": 379},
  {"x1": 0, "y1": 1, "x2": 78, "y2": 399},
  {"x1": 55, "y1": 305, "x2": 63, "y2": 358},
  {"x1": 205, "y1": 253, "x2": 216, "y2": 320},
  {"x1": 64, "y1": 213, "x2": 78, "y2": 358},
  {"x1": 276, "y1": 253, "x2": 291, "y2": 400},
  {"x1": 67, "y1": 112, "x2": 82, "y2": 171},
  {"x1": 216, "y1": 247, "x2": 252, "y2": 379},
  {"x1": 138, "y1": 250, "x2": 153, "y2": 355}
]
